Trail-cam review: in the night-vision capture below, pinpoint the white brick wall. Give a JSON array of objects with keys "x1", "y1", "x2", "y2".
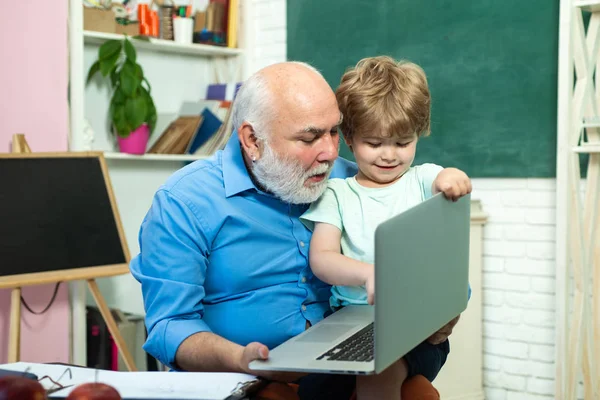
[
  {"x1": 250, "y1": 3, "x2": 559, "y2": 398},
  {"x1": 473, "y1": 178, "x2": 556, "y2": 400},
  {"x1": 247, "y1": 0, "x2": 287, "y2": 74}
]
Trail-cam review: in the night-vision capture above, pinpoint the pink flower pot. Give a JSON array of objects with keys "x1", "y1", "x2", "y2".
[{"x1": 117, "y1": 123, "x2": 150, "y2": 155}]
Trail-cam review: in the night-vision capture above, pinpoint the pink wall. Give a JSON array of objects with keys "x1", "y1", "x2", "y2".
[{"x1": 0, "y1": 1, "x2": 70, "y2": 363}]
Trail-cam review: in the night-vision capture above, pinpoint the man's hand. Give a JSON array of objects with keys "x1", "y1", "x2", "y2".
[
  {"x1": 433, "y1": 168, "x2": 472, "y2": 201},
  {"x1": 427, "y1": 315, "x2": 460, "y2": 345},
  {"x1": 243, "y1": 342, "x2": 307, "y2": 382}
]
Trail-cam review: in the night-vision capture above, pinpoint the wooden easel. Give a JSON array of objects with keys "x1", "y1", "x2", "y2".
[{"x1": 5, "y1": 134, "x2": 137, "y2": 371}]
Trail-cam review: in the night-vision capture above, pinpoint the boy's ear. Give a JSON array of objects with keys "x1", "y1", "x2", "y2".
[{"x1": 345, "y1": 136, "x2": 354, "y2": 152}]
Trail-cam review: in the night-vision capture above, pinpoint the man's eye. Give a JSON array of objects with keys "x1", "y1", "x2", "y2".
[
  {"x1": 330, "y1": 129, "x2": 339, "y2": 136},
  {"x1": 301, "y1": 138, "x2": 316, "y2": 144}
]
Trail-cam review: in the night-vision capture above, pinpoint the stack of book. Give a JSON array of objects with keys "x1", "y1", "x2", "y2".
[
  {"x1": 147, "y1": 83, "x2": 240, "y2": 156},
  {"x1": 193, "y1": 0, "x2": 239, "y2": 48}
]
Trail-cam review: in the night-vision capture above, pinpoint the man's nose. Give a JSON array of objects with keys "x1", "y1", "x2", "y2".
[{"x1": 316, "y1": 133, "x2": 339, "y2": 162}]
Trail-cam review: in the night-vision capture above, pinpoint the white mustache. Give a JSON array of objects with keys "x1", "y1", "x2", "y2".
[
  {"x1": 306, "y1": 162, "x2": 332, "y2": 178},
  {"x1": 252, "y1": 144, "x2": 333, "y2": 204}
]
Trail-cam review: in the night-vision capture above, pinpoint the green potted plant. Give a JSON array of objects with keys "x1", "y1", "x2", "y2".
[{"x1": 86, "y1": 37, "x2": 157, "y2": 155}]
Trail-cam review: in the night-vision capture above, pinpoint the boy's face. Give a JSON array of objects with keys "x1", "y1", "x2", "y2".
[{"x1": 349, "y1": 132, "x2": 418, "y2": 188}]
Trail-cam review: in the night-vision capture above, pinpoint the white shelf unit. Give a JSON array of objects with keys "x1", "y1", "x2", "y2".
[
  {"x1": 575, "y1": 0, "x2": 600, "y2": 12},
  {"x1": 68, "y1": 1, "x2": 253, "y2": 367},
  {"x1": 555, "y1": 0, "x2": 600, "y2": 398},
  {"x1": 582, "y1": 120, "x2": 600, "y2": 128},
  {"x1": 572, "y1": 143, "x2": 600, "y2": 153},
  {"x1": 83, "y1": 30, "x2": 243, "y2": 57},
  {"x1": 103, "y1": 152, "x2": 209, "y2": 162}
]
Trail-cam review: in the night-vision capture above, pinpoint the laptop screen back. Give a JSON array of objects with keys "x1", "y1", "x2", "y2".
[{"x1": 373, "y1": 193, "x2": 471, "y2": 374}]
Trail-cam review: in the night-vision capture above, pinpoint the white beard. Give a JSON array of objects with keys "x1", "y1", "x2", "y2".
[{"x1": 251, "y1": 144, "x2": 333, "y2": 204}]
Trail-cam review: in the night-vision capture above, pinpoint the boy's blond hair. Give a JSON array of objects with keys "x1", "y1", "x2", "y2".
[{"x1": 336, "y1": 56, "x2": 431, "y2": 142}]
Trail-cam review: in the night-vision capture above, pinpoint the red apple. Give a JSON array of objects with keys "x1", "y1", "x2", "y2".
[
  {"x1": 0, "y1": 376, "x2": 46, "y2": 400},
  {"x1": 66, "y1": 382, "x2": 121, "y2": 400}
]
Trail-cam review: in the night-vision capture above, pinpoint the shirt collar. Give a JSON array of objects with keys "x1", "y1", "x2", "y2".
[{"x1": 222, "y1": 131, "x2": 258, "y2": 198}]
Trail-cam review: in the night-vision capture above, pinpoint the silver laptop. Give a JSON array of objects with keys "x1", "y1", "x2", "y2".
[{"x1": 249, "y1": 193, "x2": 471, "y2": 375}]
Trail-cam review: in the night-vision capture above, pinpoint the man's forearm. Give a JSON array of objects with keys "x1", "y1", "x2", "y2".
[{"x1": 175, "y1": 331, "x2": 246, "y2": 372}]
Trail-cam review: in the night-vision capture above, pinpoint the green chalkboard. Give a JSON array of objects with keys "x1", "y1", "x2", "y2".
[{"x1": 287, "y1": 1, "x2": 559, "y2": 177}]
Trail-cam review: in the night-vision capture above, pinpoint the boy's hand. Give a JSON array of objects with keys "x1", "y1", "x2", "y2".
[
  {"x1": 365, "y1": 265, "x2": 375, "y2": 305},
  {"x1": 427, "y1": 315, "x2": 460, "y2": 345},
  {"x1": 433, "y1": 168, "x2": 472, "y2": 201}
]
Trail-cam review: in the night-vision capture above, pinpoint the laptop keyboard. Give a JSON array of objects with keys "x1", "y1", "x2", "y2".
[{"x1": 316, "y1": 323, "x2": 374, "y2": 362}]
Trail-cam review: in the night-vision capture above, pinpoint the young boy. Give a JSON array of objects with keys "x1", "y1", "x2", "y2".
[{"x1": 301, "y1": 56, "x2": 472, "y2": 399}]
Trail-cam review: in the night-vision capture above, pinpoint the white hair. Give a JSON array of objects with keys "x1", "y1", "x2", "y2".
[{"x1": 231, "y1": 61, "x2": 324, "y2": 142}]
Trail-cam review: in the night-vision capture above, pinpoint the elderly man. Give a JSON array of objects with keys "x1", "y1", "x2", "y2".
[{"x1": 130, "y1": 62, "x2": 457, "y2": 399}]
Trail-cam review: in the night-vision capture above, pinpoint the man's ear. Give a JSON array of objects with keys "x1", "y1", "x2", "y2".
[{"x1": 238, "y1": 122, "x2": 262, "y2": 162}]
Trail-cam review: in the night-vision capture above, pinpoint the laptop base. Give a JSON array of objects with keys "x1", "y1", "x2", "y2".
[{"x1": 249, "y1": 305, "x2": 375, "y2": 375}]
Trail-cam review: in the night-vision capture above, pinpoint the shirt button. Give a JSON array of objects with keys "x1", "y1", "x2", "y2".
[
  {"x1": 301, "y1": 305, "x2": 307, "y2": 311},
  {"x1": 301, "y1": 276, "x2": 307, "y2": 283},
  {"x1": 300, "y1": 241, "x2": 305, "y2": 247}
]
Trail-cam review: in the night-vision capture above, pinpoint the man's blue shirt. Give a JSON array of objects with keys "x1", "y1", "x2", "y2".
[{"x1": 130, "y1": 133, "x2": 357, "y2": 368}]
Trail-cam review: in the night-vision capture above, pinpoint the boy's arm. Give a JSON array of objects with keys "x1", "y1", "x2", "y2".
[
  {"x1": 432, "y1": 167, "x2": 472, "y2": 201},
  {"x1": 309, "y1": 222, "x2": 375, "y2": 303}
]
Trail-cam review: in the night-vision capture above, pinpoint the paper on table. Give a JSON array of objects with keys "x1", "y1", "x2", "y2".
[
  {"x1": 0, "y1": 362, "x2": 95, "y2": 390},
  {"x1": 0, "y1": 362, "x2": 259, "y2": 399}
]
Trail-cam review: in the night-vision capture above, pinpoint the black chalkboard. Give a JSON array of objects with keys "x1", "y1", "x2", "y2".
[
  {"x1": 0, "y1": 153, "x2": 129, "y2": 287},
  {"x1": 288, "y1": 0, "x2": 559, "y2": 177}
]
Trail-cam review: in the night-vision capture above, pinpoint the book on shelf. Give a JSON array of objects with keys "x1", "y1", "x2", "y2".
[
  {"x1": 227, "y1": 0, "x2": 239, "y2": 48},
  {"x1": 193, "y1": 105, "x2": 235, "y2": 156},
  {"x1": 187, "y1": 107, "x2": 225, "y2": 154},
  {"x1": 206, "y1": 83, "x2": 242, "y2": 101},
  {"x1": 147, "y1": 83, "x2": 239, "y2": 157},
  {"x1": 179, "y1": 99, "x2": 231, "y2": 154},
  {"x1": 191, "y1": 83, "x2": 240, "y2": 156},
  {"x1": 193, "y1": 0, "x2": 239, "y2": 48},
  {"x1": 147, "y1": 116, "x2": 203, "y2": 154}
]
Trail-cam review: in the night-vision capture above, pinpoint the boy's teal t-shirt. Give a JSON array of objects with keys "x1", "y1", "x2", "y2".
[{"x1": 301, "y1": 163, "x2": 444, "y2": 307}]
